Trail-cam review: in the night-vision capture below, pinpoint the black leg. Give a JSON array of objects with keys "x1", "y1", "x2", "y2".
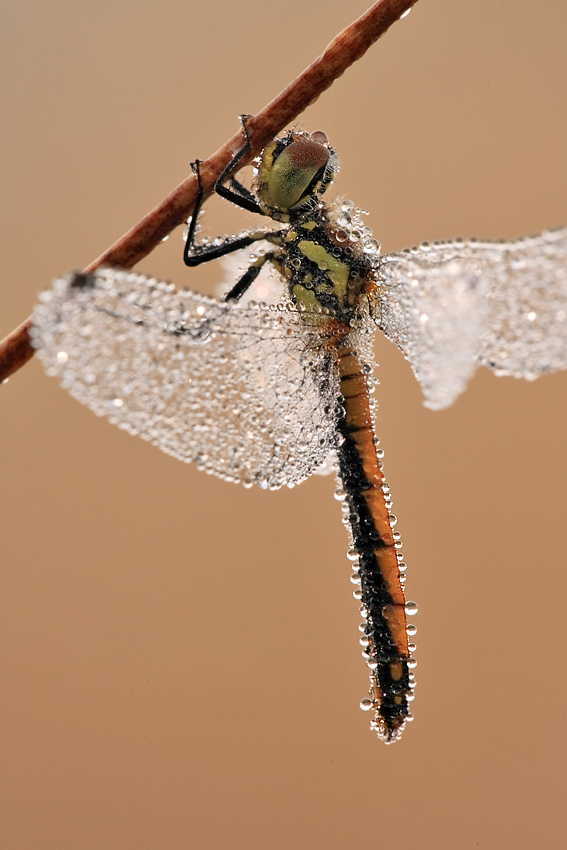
[
  {"x1": 183, "y1": 118, "x2": 282, "y2": 279},
  {"x1": 183, "y1": 159, "x2": 206, "y2": 265},
  {"x1": 223, "y1": 252, "x2": 275, "y2": 302},
  {"x1": 214, "y1": 115, "x2": 263, "y2": 214},
  {"x1": 184, "y1": 232, "x2": 259, "y2": 267},
  {"x1": 184, "y1": 159, "x2": 261, "y2": 267},
  {"x1": 228, "y1": 176, "x2": 257, "y2": 208}
]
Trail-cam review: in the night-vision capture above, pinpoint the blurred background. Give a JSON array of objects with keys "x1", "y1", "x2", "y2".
[{"x1": 2, "y1": 1, "x2": 566, "y2": 847}]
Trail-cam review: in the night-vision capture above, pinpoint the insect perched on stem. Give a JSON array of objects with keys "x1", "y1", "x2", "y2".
[{"x1": 31, "y1": 120, "x2": 567, "y2": 742}]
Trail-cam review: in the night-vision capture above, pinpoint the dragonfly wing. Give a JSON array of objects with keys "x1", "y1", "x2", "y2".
[
  {"x1": 478, "y1": 228, "x2": 567, "y2": 379},
  {"x1": 374, "y1": 228, "x2": 567, "y2": 409},
  {"x1": 31, "y1": 268, "x2": 342, "y2": 488},
  {"x1": 374, "y1": 245, "x2": 485, "y2": 409}
]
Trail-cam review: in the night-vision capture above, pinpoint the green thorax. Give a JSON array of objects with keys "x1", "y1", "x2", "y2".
[{"x1": 270, "y1": 209, "x2": 375, "y2": 320}]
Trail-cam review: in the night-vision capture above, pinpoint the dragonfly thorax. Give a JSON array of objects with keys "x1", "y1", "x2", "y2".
[{"x1": 272, "y1": 207, "x2": 377, "y2": 319}]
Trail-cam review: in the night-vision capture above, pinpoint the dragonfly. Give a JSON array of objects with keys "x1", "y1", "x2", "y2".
[{"x1": 30, "y1": 124, "x2": 567, "y2": 742}]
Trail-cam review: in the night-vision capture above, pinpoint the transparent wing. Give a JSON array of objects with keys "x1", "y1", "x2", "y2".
[
  {"x1": 374, "y1": 228, "x2": 567, "y2": 409},
  {"x1": 31, "y1": 268, "x2": 343, "y2": 488}
]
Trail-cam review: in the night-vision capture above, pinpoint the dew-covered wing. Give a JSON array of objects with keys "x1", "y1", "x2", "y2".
[
  {"x1": 31, "y1": 268, "x2": 343, "y2": 488},
  {"x1": 374, "y1": 228, "x2": 567, "y2": 409}
]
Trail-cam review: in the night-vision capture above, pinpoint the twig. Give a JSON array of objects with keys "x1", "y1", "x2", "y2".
[{"x1": 0, "y1": 0, "x2": 419, "y2": 382}]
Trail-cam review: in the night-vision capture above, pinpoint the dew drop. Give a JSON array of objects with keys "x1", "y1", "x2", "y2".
[{"x1": 309, "y1": 130, "x2": 328, "y2": 145}]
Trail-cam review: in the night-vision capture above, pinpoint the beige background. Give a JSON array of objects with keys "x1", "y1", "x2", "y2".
[{"x1": 2, "y1": 1, "x2": 566, "y2": 848}]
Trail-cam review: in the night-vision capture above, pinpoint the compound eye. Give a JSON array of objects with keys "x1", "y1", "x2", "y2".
[{"x1": 268, "y1": 139, "x2": 330, "y2": 210}]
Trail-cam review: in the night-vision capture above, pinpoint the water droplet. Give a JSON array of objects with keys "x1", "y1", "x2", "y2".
[
  {"x1": 360, "y1": 698, "x2": 373, "y2": 711},
  {"x1": 406, "y1": 624, "x2": 417, "y2": 636},
  {"x1": 309, "y1": 130, "x2": 328, "y2": 145},
  {"x1": 405, "y1": 601, "x2": 418, "y2": 616}
]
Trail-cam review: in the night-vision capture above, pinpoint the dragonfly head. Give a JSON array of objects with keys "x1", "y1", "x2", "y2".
[{"x1": 255, "y1": 130, "x2": 337, "y2": 218}]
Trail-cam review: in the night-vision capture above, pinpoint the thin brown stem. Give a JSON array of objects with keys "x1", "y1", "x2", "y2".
[{"x1": 0, "y1": 0, "x2": 419, "y2": 382}]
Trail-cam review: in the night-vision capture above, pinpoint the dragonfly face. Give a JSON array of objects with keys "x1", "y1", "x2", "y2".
[
  {"x1": 31, "y1": 128, "x2": 567, "y2": 743},
  {"x1": 255, "y1": 132, "x2": 335, "y2": 215}
]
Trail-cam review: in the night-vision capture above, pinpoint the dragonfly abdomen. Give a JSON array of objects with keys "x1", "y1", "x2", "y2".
[{"x1": 336, "y1": 343, "x2": 413, "y2": 742}]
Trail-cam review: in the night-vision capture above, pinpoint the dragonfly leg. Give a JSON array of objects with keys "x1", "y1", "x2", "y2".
[
  {"x1": 223, "y1": 251, "x2": 276, "y2": 302},
  {"x1": 183, "y1": 162, "x2": 266, "y2": 267},
  {"x1": 214, "y1": 115, "x2": 263, "y2": 213}
]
